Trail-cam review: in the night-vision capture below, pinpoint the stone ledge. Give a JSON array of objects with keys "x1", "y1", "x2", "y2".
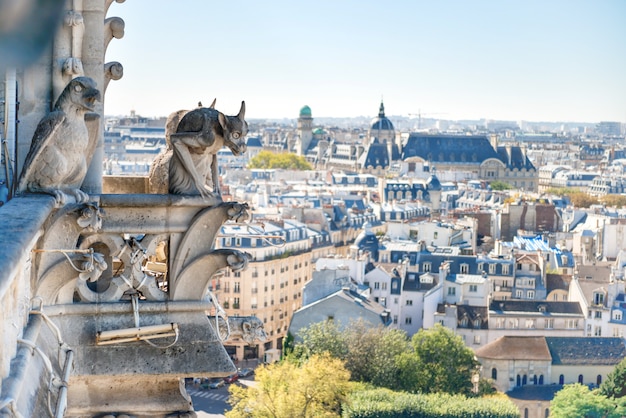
[{"x1": 0, "y1": 195, "x2": 56, "y2": 299}]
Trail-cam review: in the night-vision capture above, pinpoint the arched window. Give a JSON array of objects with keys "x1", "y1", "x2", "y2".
[
  {"x1": 491, "y1": 368, "x2": 497, "y2": 380},
  {"x1": 522, "y1": 375, "x2": 527, "y2": 385},
  {"x1": 539, "y1": 375, "x2": 544, "y2": 385},
  {"x1": 545, "y1": 408, "x2": 550, "y2": 418},
  {"x1": 578, "y1": 374, "x2": 583, "y2": 384},
  {"x1": 597, "y1": 375, "x2": 602, "y2": 386},
  {"x1": 559, "y1": 374, "x2": 564, "y2": 385},
  {"x1": 533, "y1": 375, "x2": 538, "y2": 385},
  {"x1": 517, "y1": 375, "x2": 521, "y2": 386},
  {"x1": 524, "y1": 408, "x2": 529, "y2": 418}
]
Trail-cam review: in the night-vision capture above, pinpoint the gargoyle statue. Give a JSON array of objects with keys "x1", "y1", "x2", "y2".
[
  {"x1": 17, "y1": 77, "x2": 101, "y2": 205},
  {"x1": 216, "y1": 316, "x2": 267, "y2": 345},
  {"x1": 148, "y1": 100, "x2": 248, "y2": 198}
]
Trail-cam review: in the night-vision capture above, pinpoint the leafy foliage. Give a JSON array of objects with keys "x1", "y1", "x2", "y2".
[
  {"x1": 226, "y1": 353, "x2": 351, "y2": 418},
  {"x1": 396, "y1": 324, "x2": 479, "y2": 395},
  {"x1": 551, "y1": 383, "x2": 626, "y2": 418},
  {"x1": 600, "y1": 356, "x2": 626, "y2": 399},
  {"x1": 489, "y1": 181, "x2": 513, "y2": 190},
  {"x1": 247, "y1": 150, "x2": 313, "y2": 170},
  {"x1": 602, "y1": 194, "x2": 626, "y2": 208},
  {"x1": 342, "y1": 388, "x2": 520, "y2": 418}
]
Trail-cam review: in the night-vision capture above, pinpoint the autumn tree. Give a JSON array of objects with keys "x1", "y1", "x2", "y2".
[
  {"x1": 396, "y1": 324, "x2": 479, "y2": 395},
  {"x1": 247, "y1": 150, "x2": 313, "y2": 170},
  {"x1": 226, "y1": 353, "x2": 351, "y2": 418},
  {"x1": 602, "y1": 194, "x2": 626, "y2": 209}
]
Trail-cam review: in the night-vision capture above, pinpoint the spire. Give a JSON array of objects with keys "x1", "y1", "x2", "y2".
[{"x1": 378, "y1": 100, "x2": 385, "y2": 118}]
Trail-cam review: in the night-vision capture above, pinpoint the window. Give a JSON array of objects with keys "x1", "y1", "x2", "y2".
[
  {"x1": 527, "y1": 290, "x2": 535, "y2": 299},
  {"x1": 469, "y1": 284, "x2": 478, "y2": 293},
  {"x1": 393, "y1": 315, "x2": 398, "y2": 324},
  {"x1": 234, "y1": 282, "x2": 240, "y2": 293},
  {"x1": 491, "y1": 368, "x2": 497, "y2": 380},
  {"x1": 578, "y1": 374, "x2": 583, "y2": 384},
  {"x1": 595, "y1": 310, "x2": 602, "y2": 319},
  {"x1": 447, "y1": 287, "x2": 456, "y2": 296},
  {"x1": 496, "y1": 318, "x2": 505, "y2": 328},
  {"x1": 517, "y1": 263, "x2": 522, "y2": 270},
  {"x1": 423, "y1": 262, "x2": 431, "y2": 272},
  {"x1": 394, "y1": 298, "x2": 398, "y2": 304},
  {"x1": 516, "y1": 290, "x2": 523, "y2": 298},
  {"x1": 473, "y1": 335, "x2": 481, "y2": 344},
  {"x1": 235, "y1": 237, "x2": 241, "y2": 247},
  {"x1": 593, "y1": 292, "x2": 605, "y2": 305},
  {"x1": 502, "y1": 264, "x2": 510, "y2": 275},
  {"x1": 489, "y1": 263, "x2": 497, "y2": 274},
  {"x1": 374, "y1": 282, "x2": 380, "y2": 290},
  {"x1": 460, "y1": 264, "x2": 469, "y2": 274},
  {"x1": 614, "y1": 311, "x2": 623, "y2": 321},
  {"x1": 380, "y1": 297, "x2": 386, "y2": 307},
  {"x1": 405, "y1": 317, "x2": 412, "y2": 325},
  {"x1": 525, "y1": 319, "x2": 536, "y2": 329},
  {"x1": 594, "y1": 326, "x2": 602, "y2": 336},
  {"x1": 559, "y1": 375, "x2": 564, "y2": 385},
  {"x1": 381, "y1": 282, "x2": 387, "y2": 290},
  {"x1": 233, "y1": 297, "x2": 240, "y2": 309},
  {"x1": 478, "y1": 262, "x2": 484, "y2": 272},
  {"x1": 597, "y1": 375, "x2": 602, "y2": 386},
  {"x1": 544, "y1": 318, "x2": 554, "y2": 329},
  {"x1": 567, "y1": 319, "x2": 579, "y2": 329},
  {"x1": 406, "y1": 299, "x2": 413, "y2": 306}
]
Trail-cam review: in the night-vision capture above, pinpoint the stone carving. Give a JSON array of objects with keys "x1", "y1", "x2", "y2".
[
  {"x1": 217, "y1": 316, "x2": 267, "y2": 344},
  {"x1": 148, "y1": 101, "x2": 248, "y2": 198},
  {"x1": 18, "y1": 77, "x2": 101, "y2": 205}
]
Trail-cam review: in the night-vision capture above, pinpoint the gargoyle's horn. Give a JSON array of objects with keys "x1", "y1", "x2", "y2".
[
  {"x1": 209, "y1": 98, "x2": 216, "y2": 109},
  {"x1": 237, "y1": 101, "x2": 245, "y2": 119}
]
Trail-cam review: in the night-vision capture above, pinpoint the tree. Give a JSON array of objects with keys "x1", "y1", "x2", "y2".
[
  {"x1": 293, "y1": 319, "x2": 349, "y2": 361},
  {"x1": 602, "y1": 194, "x2": 626, "y2": 209},
  {"x1": 342, "y1": 321, "x2": 409, "y2": 388},
  {"x1": 226, "y1": 353, "x2": 351, "y2": 418},
  {"x1": 489, "y1": 181, "x2": 513, "y2": 191},
  {"x1": 600, "y1": 356, "x2": 626, "y2": 399},
  {"x1": 568, "y1": 191, "x2": 599, "y2": 208},
  {"x1": 550, "y1": 383, "x2": 626, "y2": 418},
  {"x1": 248, "y1": 150, "x2": 313, "y2": 170},
  {"x1": 291, "y1": 319, "x2": 411, "y2": 389},
  {"x1": 396, "y1": 324, "x2": 479, "y2": 395}
]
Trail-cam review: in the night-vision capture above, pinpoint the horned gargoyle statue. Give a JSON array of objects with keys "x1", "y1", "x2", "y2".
[
  {"x1": 149, "y1": 100, "x2": 248, "y2": 198},
  {"x1": 18, "y1": 77, "x2": 101, "y2": 205}
]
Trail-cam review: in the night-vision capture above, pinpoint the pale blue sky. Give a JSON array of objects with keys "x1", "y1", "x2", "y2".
[{"x1": 104, "y1": 1, "x2": 626, "y2": 123}]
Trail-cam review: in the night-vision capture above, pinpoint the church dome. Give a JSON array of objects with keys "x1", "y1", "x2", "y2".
[
  {"x1": 299, "y1": 105, "x2": 312, "y2": 117},
  {"x1": 370, "y1": 101, "x2": 394, "y2": 131},
  {"x1": 427, "y1": 173, "x2": 442, "y2": 191},
  {"x1": 354, "y1": 222, "x2": 379, "y2": 261}
]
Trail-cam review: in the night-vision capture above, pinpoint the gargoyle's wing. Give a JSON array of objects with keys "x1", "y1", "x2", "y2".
[
  {"x1": 17, "y1": 110, "x2": 65, "y2": 192},
  {"x1": 83, "y1": 112, "x2": 101, "y2": 169}
]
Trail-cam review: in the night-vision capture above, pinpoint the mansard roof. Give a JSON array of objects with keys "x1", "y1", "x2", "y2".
[
  {"x1": 361, "y1": 141, "x2": 389, "y2": 169},
  {"x1": 545, "y1": 337, "x2": 626, "y2": 365},
  {"x1": 489, "y1": 300, "x2": 583, "y2": 315},
  {"x1": 401, "y1": 133, "x2": 536, "y2": 171},
  {"x1": 402, "y1": 134, "x2": 499, "y2": 163}
]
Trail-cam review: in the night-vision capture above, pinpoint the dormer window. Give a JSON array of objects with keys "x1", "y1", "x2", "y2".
[
  {"x1": 460, "y1": 264, "x2": 469, "y2": 274},
  {"x1": 423, "y1": 262, "x2": 431, "y2": 272},
  {"x1": 593, "y1": 291, "x2": 605, "y2": 306},
  {"x1": 489, "y1": 263, "x2": 497, "y2": 274}
]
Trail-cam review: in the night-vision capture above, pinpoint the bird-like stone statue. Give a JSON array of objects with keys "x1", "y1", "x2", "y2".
[{"x1": 18, "y1": 76, "x2": 101, "y2": 205}]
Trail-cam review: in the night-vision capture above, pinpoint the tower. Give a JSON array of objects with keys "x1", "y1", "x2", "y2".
[{"x1": 297, "y1": 105, "x2": 313, "y2": 156}]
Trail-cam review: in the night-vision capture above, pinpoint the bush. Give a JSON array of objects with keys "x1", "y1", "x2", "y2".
[{"x1": 342, "y1": 388, "x2": 520, "y2": 418}]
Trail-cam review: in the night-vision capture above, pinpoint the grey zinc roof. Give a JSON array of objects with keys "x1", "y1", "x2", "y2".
[{"x1": 545, "y1": 337, "x2": 626, "y2": 365}]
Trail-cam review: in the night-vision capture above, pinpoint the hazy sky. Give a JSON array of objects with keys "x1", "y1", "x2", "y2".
[{"x1": 104, "y1": 1, "x2": 626, "y2": 123}]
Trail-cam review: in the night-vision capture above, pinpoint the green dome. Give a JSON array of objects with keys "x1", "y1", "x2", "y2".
[{"x1": 299, "y1": 105, "x2": 312, "y2": 117}]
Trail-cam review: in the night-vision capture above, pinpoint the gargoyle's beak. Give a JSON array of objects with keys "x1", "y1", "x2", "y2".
[{"x1": 84, "y1": 88, "x2": 101, "y2": 111}]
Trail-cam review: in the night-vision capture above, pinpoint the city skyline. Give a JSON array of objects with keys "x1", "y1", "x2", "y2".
[{"x1": 104, "y1": 1, "x2": 626, "y2": 124}]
